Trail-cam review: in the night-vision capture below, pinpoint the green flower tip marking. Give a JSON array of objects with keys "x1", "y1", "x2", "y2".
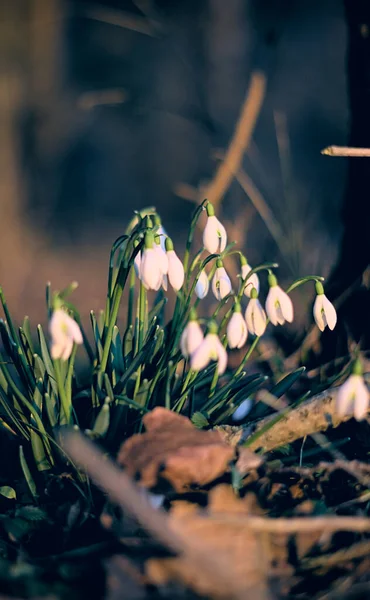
[
  {"x1": 315, "y1": 281, "x2": 325, "y2": 295},
  {"x1": 189, "y1": 307, "x2": 198, "y2": 321},
  {"x1": 165, "y1": 237, "x2": 174, "y2": 252},
  {"x1": 268, "y1": 272, "x2": 278, "y2": 287},
  {"x1": 250, "y1": 287, "x2": 258, "y2": 299},
  {"x1": 206, "y1": 202, "x2": 215, "y2": 217},
  {"x1": 352, "y1": 358, "x2": 363, "y2": 376},
  {"x1": 144, "y1": 231, "x2": 154, "y2": 249},
  {"x1": 234, "y1": 301, "x2": 242, "y2": 313},
  {"x1": 207, "y1": 320, "x2": 218, "y2": 335}
]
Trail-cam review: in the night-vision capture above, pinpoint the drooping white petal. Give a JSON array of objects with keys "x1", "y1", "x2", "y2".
[
  {"x1": 154, "y1": 244, "x2": 169, "y2": 275},
  {"x1": 212, "y1": 267, "x2": 232, "y2": 300},
  {"x1": 353, "y1": 376, "x2": 369, "y2": 421},
  {"x1": 66, "y1": 315, "x2": 83, "y2": 344},
  {"x1": 180, "y1": 321, "x2": 204, "y2": 357},
  {"x1": 227, "y1": 312, "x2": 248, "y2": 349},
  {"x1": 213, "y1": 335, "x2": 228, "y2": 374},
  {"x1": 134, "y1": 252, "x2": 141, "y2": 277},
  {"x1": 277, "y1": 287, "x2": 294, "y2": 322},
  {"x1": 61, "y1": 337, "x2": 74, "y2": 361},
  {"x1": 241, "y1": 264, "x2": 260, "y2": 297},
  {"x1": 140, "y1": 248, "x2": 162, "y2": 290},
  {"x1": 167, "y1": 250, "x2": 185, "y2": 291},
  {"x1": 265, "y1": 286, "x2": 293, "y2": 326},
  {"x1": 203, "y1": 216, "x2": 227, "y2": 254},
  {"x1": 313, "y1": 295, "x2": 325, "y2": 332},
  {"x1": 191, "y1": 336, "x2": 213, "y2": 371},
  {"x1": 321, "y1": 295, "x2": 337, "y2": 330},
  {"x1": 195, "y1": 270, "x2": 209, "y2": 299},
  {"x1": 245, "y1": 299, "x2": 267, "y2": 337},
  {"x1": 336, "y1": 373, "x2": 369, "y2": 419},
  {"x1": 190, "y1": 333, "x2": 227, "y2": 374},
  {"x1": 49, "y1": 309, "x2": 83, "y2": 361}
]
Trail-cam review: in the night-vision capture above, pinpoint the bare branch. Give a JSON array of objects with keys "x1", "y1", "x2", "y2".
[{"x1": 321, "y1": 145, "x2": 370, "y2": 157}]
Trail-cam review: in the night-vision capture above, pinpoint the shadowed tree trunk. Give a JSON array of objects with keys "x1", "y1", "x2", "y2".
[{"x1": 326, "y1": 0, "x2": 370, "y2": 351}]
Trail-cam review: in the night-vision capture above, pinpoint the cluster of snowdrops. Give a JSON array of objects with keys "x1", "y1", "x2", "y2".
[{"x1": 50, "y1": 201, "x2": 368, "y2": 422}]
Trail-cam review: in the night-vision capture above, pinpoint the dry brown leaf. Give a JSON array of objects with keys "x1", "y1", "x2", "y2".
[
  {"x1": 118, "y1": 408, "x2": 237, "y2": 492},
  {"x1": 147, "y1": 484, "x2": 272, "y2": 599}
]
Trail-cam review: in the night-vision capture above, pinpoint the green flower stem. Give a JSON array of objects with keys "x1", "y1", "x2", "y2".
[
  {"x1": 65, "y1": 343, "x2": 77, "y2": 409},
  {"x1": 208, "y1": 365, "x2": 220, "y2": 398},
  {"x1": 100, "y1": 266, "x2": 130, "y2": 373},
  {"x1": 183, "y1": 199, "x2": 208, "y2": 274},
  {"x1": 138, "y1": 282, "x2": 147, "y2": 351},
  {"x1": 285, "y1": 275, "x2": 324, "y2": 294},
  {"x1": 54, "y1": 359, "x2": 71, "y2": 425},
  {"x1": 127, "y1": 266, "x2": 136, "y2": 330},
  {"x1": 234, "y1": 335, "x2": 261, "y2": 377}
]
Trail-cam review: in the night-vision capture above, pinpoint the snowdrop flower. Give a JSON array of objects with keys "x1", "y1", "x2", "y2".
[
  {"x1": 227, "y1": 302, "x2": 248, "y2": 349},
  {"x1": 212, "y1": 259, "x2": 232, "y2": 300},
  {"x1": 195, "y1": 269, "x2": 209, "y2": 299},
  {"x1": 265, "y1": 272, "x2": 293, "y2": 326},
  {"x1": 140, "y1": 232, "x2": 163, "y2": 290},
  {"x1": 313, "y1": 281, "x2": 337, "y2": 332},
  {"x1": 180, "y1": 310, "x2": 204, "y2": 357},
  {"x1": 203, "y1": 202, "x2": 227, "y2": 254},
  {"x1": 240, "y1": 255, "x2": 259, "y2": 297},
  {"x1": 50, "y1": 308, "x2": 83, "y2": 361},
  {"x1": 336, "y1": 360, "x2": 369, "y2": 421},
  {"x1": 245, "y1": 288, "x2": 267, "y2": 337},
  {"x1": 165, "y1": 238, "x2": 184, "y2": 291},
  {"x1": 191, "y1": 321, "x2": 228, "y2": 375}
]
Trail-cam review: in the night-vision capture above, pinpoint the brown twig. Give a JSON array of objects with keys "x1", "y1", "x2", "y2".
[
  {"x1": 210, "y1": 514, "x2": 370, "y2": 534},
  {"x1": 322, "y1": 145, "x2": 370, "y2": 157},
  {"x1": 204, "y1": 72, "x2": 266, "y2": 210},
  {"x1": 175, "y1": 71, "x2": 266, "y2": 212},
  {"x1": 301, "y1": 540, "x2": 370, "y2": 570},
  {"x1": 218, "y1": 386, "x2": 361, "y2": 453}
]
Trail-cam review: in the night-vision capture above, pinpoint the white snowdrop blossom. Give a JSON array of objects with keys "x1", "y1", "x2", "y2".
[
  {"x1": 241, "y1": 257, "x2": 259, "y2": 297},
  {"x1": 180, "y1": 312, "x2": 204, "y2": 358},
  {"x1": 191, "y1": 322, "x2": 228, "y2": 375},
  {"x1": 336, "y1": 361, "x2": 369, "y2": 421},
  {"x1": 154, "y1": 236, "x2": 169, "y2": 275},
  {"x1": 212, "y1": 259, "x2": 232, "y2": 300},
  {"x1": 227, "y1": 303, "x2": 248, "y2": 349},
  {"x1": 165, "y1": 238, "x2": 185, "y2": 291},
  {"x1": 203, "y1": 202, "x2": 227, "y2": 254},
  {"x1": 140, "y1": 233, "x2": 163, "y2": 290},
  {"x1": 50, "y1": 308, "x2": 83, "y2": 361},
  {"x1": 265, "y1": 273, "x2": 293, "y2": 326},
  {"x1": 245, "y1": 288, "x2": 267, "y2": 337},
  {"x1": 313, "y1": 282, "x2": 337, "y2": 332},
  {"x1": 195, "y1": 270, "x2": 209, "y2": 299}
]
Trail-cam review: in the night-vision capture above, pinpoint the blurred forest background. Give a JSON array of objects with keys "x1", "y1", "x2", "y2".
[{"x1": 1, "y1": 0, "x2": 368, "y2": 350}]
